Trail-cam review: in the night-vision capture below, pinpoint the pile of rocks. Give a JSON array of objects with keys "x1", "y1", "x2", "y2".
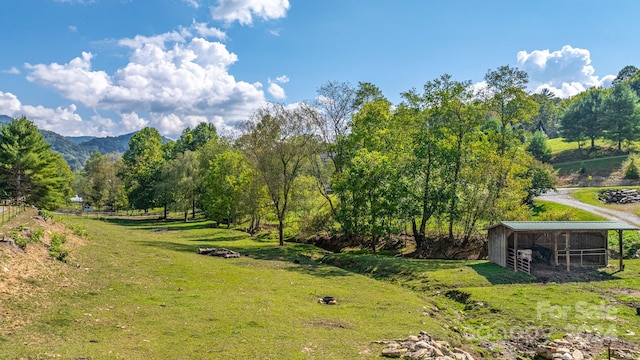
[
  {"x1": 599, "y1": 189, "x2": 640, "y2": 204},
  {"x1": 380, "y1": 331, "x2": 474, "y2": 359},
  {"x1": 535, "y1": 333, "x2": 640, "y2": 360},
  {"x1": 197, "y1": 248, "x2": 240, "y2": 258}
]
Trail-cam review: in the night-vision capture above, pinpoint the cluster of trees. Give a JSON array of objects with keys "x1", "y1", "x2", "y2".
[
  {"x1": 5, "y1": 64, "x2": 640, "y2": 254},
  {"x1": 73, "y1": 65, "x2": 557, "y2": 252},
  {"x1": 560, "y1": 80, "x2": 640, "y2": 151}
]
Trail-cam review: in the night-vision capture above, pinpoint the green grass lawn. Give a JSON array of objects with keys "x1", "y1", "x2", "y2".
[
  {"x1": 552, "y1": 155, "x2": 628, "y2": 177},
  {"x1": 532, "y1": 199, "x2": 605, "y2": 221},
  {"x1": 0, "y1": 217, "x2": 455, "y2": 359},
  {"x1": 2, "y1": 215, "x2": 640, "y2": 359}
]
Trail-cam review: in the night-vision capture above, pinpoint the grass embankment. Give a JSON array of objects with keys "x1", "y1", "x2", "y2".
[
  {"x1": 546, "y1": 138, "x2": 638, "y2": 185},
  {"x1": 2, "y1": 215, "x2": 640, "y2": 359}
]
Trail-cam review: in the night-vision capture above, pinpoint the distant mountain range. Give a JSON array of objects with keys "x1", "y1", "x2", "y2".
[{"x1": 0, "y1": 115, "x2": 170, "y2": 171}]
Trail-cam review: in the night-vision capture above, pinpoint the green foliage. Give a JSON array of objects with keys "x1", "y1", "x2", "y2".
[
  {"x1": 608, "y1": 231, "x2": 640, "y2": 259},
  {"x1": 30, "y1": 228, "x2": 44, "y2": 243},
  {"x1": 174, "y1": 122, "x2": 217, "y2": 155},
  {"x1": 526, "y1": 130, "x2": 552, "y2": 162},
  {"x1": 40, "y1": 209, "x2": 54, "y2": 221},
  {"x1": 623, "y1": 153, "x2": 640, "y2": 179},
  {"x1": 76, "y1": 153, "x2": 126, "y2": 211},
  {"x1": 203, "y1": 148, "x2": 259, "y2": 226},
  {"x1": 240, "y1": 103, "x2": 320, "y2": 245},
  {"x1": 10, "y1": 229, "x2": 28, "y2": 248},
  {"x1": 68, "y1": 224, "x2": 88, "y2": 238},
  {"x1": 48, "y1": 233, "x2": 69, "y2": 263},
  {"x1": 0, "y1": 116, "x2": 73, "y2": 210},
  {"x1": 559, "y1": 88, "x2": 605, "y2": 148},
  {"x1": 121, "y1": 127, "x2": 165, "y2": 211},
  {"x1": 601, "y1": 82, "x2": 640, "y2": 151}
]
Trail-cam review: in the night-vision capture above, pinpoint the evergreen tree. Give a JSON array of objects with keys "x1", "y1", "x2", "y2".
[{"x1": 0, "y1": 116, "x2": 73, "y2": 210}]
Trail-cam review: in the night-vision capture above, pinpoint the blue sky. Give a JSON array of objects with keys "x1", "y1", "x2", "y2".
[{"x1": 1, "y1": 0, "x2": 639, "y2": 138}]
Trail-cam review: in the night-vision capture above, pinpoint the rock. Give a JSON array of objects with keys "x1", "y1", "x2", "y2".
[
  {"x1": 571, "y1": 349, "x2": 584, "y2": 360},
  {"x1": 410, "y1": 348, "x2": 432, "y2": 359},
  {"x1": 415, "y1": 341, "x2": 430, "y2": 349},
  {"x1": 536, "y1": 346, "x2": 554, "y2": 359},
  {"x1": 556, "y1": 347, "x2": 571, "y2": 354},
  {"x1": 407, "y1": 335, "x2": 420, "y2": 342},
  {"x1": 382, "y1": 347, "x2": 408, "y2": 358}
]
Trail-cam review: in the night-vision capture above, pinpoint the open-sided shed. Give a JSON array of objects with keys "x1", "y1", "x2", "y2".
[{"x1": 486, "y1": 221, "x2": 638, "y2": 274}]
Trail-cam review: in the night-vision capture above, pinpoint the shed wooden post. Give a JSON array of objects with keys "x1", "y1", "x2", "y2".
[
  {"x1": 554, "y1": 232, "x2": 559, "y2": 266},
  {"x1": 513, "y1": 232, "x2": 518, "y2": 272},
  {"x1": 619, "y1": 230, "x2": 624, "y2": 271},
  {"x1": 565, "y1": 232, "x2": 571, "y2": 271}
]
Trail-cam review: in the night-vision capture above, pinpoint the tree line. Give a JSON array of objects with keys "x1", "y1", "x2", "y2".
[{"x1": 2, "y1": 64, "x2": 639, "y2": 254}]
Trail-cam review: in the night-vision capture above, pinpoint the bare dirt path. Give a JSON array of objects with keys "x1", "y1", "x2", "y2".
[{"x1": 538, "y1": 188, "x2": 640, "y2": 227}]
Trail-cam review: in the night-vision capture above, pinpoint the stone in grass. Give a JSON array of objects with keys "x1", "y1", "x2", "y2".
[
  {"x1": 317, "y1": 296, "x2": 337, "y2": 305},
  {"x1": 381, "y1": 347, "x2": 408, "y2": 358}
]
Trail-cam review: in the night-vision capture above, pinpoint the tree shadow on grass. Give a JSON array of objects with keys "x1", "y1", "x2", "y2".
[
  {"x1": 97, "y1": 217, "x2": 213, "y2": 232},
  {"x1": 137, "y1": 238, "x2": 351, "y2": 278},
  {"x1": 469, "y1": 262, "x2": 621, "y2": 285}
]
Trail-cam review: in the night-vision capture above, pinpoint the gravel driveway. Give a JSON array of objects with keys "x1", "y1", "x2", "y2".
[{"x1": 538, "y1": 188, "x2": 640, "y2": 227}]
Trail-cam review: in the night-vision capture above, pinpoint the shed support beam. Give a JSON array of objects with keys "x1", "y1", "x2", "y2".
[
  {"x1": 619, "y1": 230, "x2": 625, "y2": 271},
  {"x1": 565, "y1": 232, "x2": 570, "y2": 272},
  {"x1": 513, "y1": 232, "x2": 518, "y2": 272},
  {"x1": 554, "y1": 232, "x2": 558, "y2": 266}
]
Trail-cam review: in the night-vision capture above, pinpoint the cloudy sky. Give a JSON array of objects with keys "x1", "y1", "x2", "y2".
[{"x1": 1, "y1": 0, "x2": 639, "y2": 138}]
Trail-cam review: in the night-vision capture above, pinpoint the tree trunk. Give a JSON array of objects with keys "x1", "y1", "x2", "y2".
[
  {"x1": 412, "y1": 218, "x2": 426, "y2": 250},
  {"x1": 278, "y1": 217, "x2": 284, "y2": 246},
  {"x1": 184, "y1": 210, "x2": 188, "y2": 222},
  {"x1": 163, "y1": 204, "x2": 167, "y2": 220}
]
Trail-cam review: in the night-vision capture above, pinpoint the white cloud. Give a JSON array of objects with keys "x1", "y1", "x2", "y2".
[
  {"x1": 0, "y1": 91, "x2": 22, "y2": 114},
  {"x1": 118, "y1": 31, "x2": 187, "y2": 49},
  {"x1": 2, "y1": 67, "x2": 20, "y2": 74},
  {"x1": 25, "y1": 36, "x2": 267, "y2": 137},
  {"x1": 193, "y1": 22, "x2": 226, "y2": 40},
  {"x1": 68, "y1": 25, "x2": 77, "y2": 32},
  {"x1": 275, "y1": 75, "x2": 289, "y2": 83},
  {"x1": 0, "y1": 90, "x2": 112, "y2": 136},
  {"x1": 120, "y1": 112, "x2": 149, "y2": 132},
  {"x1": 211, "y1": 0, "x2": 290, "y2": 25},
  {"x1": 517, "y1": 45, "x2": 615, "y2": 98},
  {"x1": 268, "y1": 82, "x2": 286, "y2": 100},
  {"x1": 183, "y1": 0, "x2": 200, "y2": 8}
]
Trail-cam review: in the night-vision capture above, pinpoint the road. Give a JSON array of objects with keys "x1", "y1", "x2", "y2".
[{"x1": 538, "y1": 188, "x2": 640, "y2": 227}]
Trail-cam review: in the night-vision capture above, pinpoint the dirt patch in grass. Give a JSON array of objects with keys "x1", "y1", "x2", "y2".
[
  {"x1": 304, "y1": 319, "x2": 351, "y2": 329},
  {"x1": 0, "y1": 208, "x2": 86, "y2": 336}
]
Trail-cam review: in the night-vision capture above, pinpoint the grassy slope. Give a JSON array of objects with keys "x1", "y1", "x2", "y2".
[
  {"x1": 0, "y1": 217, "x2": 453, "y2": 359},
  {"x1": 3, "y1": 215, "x2": 640, "y2": 359}
]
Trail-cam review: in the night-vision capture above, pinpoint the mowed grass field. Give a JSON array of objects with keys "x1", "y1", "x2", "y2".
[{"x1": 2, "y1": 214, "x2": 640, "y2": 359}]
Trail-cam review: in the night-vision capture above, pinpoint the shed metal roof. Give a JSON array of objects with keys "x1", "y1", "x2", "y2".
[{"x1": 486, "y1": 221, "x2": 639, "y2": 232}]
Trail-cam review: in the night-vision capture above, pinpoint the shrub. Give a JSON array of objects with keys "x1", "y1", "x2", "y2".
[
  {"x1": 608, "y1": 231, "x2": 640, "y2": 259},
  {"x1": 40, "y1": 210, "x2": 54, "y2": 222},
  {"x1": 10, "y1": 229, "x2": 28, "y2": 249},
  {"x1": 49, "y1": 233, "x2": 69, "y2": 263},
  {"x1": 30, "y1": 228, "x2": 44, "y2": 243}
]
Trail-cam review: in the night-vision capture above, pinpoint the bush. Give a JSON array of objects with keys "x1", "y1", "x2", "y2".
[
  {"x1": 40, "y1": 210, "x2": 54, "y2": 221},
  {"x1": 30, "y1": 228, "x2": 44, "y2": 243},
  {"x1": 608, "y1": 231, "x2": 640, "y2": 259},
  {"x1": 49, "y1": 233, "x2": 69, "y2": 263}
]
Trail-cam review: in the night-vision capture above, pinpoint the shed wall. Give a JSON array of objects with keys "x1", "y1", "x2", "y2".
[{"x1": 488, "y1": 226, "x2": 507, "y2": 267}]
